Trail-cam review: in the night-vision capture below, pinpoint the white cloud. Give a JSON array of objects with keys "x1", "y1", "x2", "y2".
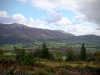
[
  {"x1": 65, "y1": 24, "x2": 100, "y2": 36},
  {"x1": 0, "y1": 10, "x2": 50, "y2": 29},
  {"x1": 13, "y1": 14, "x2": 26, "y2": 23},
  {"x1": 0, "y1": 13, "x2": 27, "y2": 24},
  {"x1": 0, "y1": 10, "x2": 7, "y2": 17},
  {"x1": 46, "y1": 11, "x2": 62, "y2": 23},
  {"x1": 55, "y1": 17, "x2": 72, "y2": 26},
  {"x1": 30, "y1": 0, "x2": 78, "y2": 11},
  {"x1": 28, "y1": 18, "x2": 50, "y2": 29},
  {"x1": 30, "y1": 0, "x2": 57, "y2": 11},
  {"x1": 28, "y1": 0, "x2": 100, "y2": 26},
  {"x1": 17, "y1": 0, "x2": 100, "y2": 26},
  {"x1": 46, "y1": 11, "x2": 72, "y2": 26},
  {"x1": 74, "y1": 13, "x2": 87, "y2": 22}
]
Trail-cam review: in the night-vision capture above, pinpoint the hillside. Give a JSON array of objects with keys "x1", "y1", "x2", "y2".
[
  {"x1": 0, "y1": 23, "x2": 75, "y2": 39},
  {"x1": 0, "y1": 23, "x2": 74, "y2": 44},
  {"x1": 0, "y1": 23, "x2": 100, "y2": 44}
]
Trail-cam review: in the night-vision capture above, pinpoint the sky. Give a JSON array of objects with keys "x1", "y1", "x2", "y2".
[{"x1": 0, "y1": 0, "x2": 100, "y2": 36}]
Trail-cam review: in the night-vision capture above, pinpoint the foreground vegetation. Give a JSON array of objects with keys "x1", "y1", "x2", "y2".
[
  {"x1": 0, "y1": 42, "x2": 100, "y2": 75},
  {"x1": 0, "y1": 56, "x2": 100, "y2": 75}
]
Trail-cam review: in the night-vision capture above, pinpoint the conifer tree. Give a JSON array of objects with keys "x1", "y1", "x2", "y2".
[
  {"x1": 39, "y1": 42, "x2": 50, "y2": 59},
  {"x1": 80, "y1": 43, "x2": 87, "y2": 60}
]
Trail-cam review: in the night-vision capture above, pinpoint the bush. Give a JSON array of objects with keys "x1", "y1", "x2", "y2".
[
  {"x1": 15, "y1": 47, "x2": 35, "y2": 66},
  {"x1": 5, "y1": 67, "x2": 16, "y2": 75},
  {"x1": 0, "y1": 48, "x2": 4, "y2": 55},
  {"x1": 33, "y1": 49, "x2": 41, "y2": 57}
]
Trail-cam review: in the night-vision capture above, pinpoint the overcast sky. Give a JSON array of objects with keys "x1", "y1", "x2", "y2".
[{"x1": 0, "y1": 0, "x2": 100, "y2": 36}]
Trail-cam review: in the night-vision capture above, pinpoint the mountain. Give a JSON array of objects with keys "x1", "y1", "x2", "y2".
[
  {"x1": 0, "y1": 23, "x2": 75, "y2": 44},
  {"x1": 0, "y1": 23, "x2": 74, "y2": 38},
  {"x1": 0, "y1": 23, "x2": 100, "y2": 45}
]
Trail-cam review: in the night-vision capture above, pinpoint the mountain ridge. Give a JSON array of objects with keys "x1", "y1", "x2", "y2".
[
  {"x1": 0, "y1": 23, "x2": 74, "y2": 39},
  {"x1": 0, "y1": 23, "x2": 100, "y2": 44}
]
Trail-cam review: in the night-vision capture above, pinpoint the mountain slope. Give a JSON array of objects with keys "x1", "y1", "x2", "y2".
[
  {"x1": 0, "y1": 23, "x2": 74, "y2": 39},
  {"x1": 0, "y1": 23, "x2": 100, "y2": 45},
  {"x1": 0, "y1": 23, "x2": 75, "y2": 44}
]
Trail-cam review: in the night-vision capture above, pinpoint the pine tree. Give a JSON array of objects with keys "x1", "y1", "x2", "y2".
[
  {"x1": 39, "y1": 42, "x2": 50, "y2": 59},
  {"x1": 80, "y1": 43, "x2": 87, "y2": 60}
]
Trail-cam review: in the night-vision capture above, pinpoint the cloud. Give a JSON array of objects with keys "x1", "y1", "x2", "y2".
[
  {"x1": 30, "y1": 0, "x2": 78, "y2": 11},
  {"x1": 0, "y1": 10, "x2": 50, "y2": 29},
  {"x1": 46, "y1": 11, "x2": 72, "y2": 26},
  {"x1": 96, "y1": 28, "x2": 100, "y2": 30},
  {"x1": 65, "y1": 24, "x2": 100, "y2": 36},
  {"x1": 94, "y1": 30, "x2": 100, "y2": 36},
  {"x1": 0, "y1": 13, "x2": 27, "y2": 24},
  {"x1": 29, "y1": 18, "x2": 50, "y2": 29},
  {"x1": 0, "y1": 10, "x2": 7, "y2": 17},
  {"x1": 46, "y1": 11, "x2": 62, "y2": 23},
  {"x1": 30, "y1": 0, "x2": 57, "y2": 11},
  {"x1": 77, "y1": 0, "x2": 100, "y2": 25},
  {"x1": 74, "y1": 13, "x2": 87, "y2": 22},
  {"x1": 54, "y1": 17, "x2": 72, "y2": 26},
  {"x1": 28, "y1": 0, "x2": 100, "y2": 26}
]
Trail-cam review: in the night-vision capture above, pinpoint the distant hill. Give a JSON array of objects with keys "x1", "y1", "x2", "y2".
[
  {"x1": 0, "y1": 23, "x2": 74, "y2": 44},
  {"x1": 0, "y1": 23, "x2": 74, "y2": 38},
  {"x1": 0, "y1": 23, "x2": 100, "y2": 44}
]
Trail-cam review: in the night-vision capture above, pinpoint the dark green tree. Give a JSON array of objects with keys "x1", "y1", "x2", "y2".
[
  {"x1": 80, "y1": 43, "x2": 87, "y2": 60},
  {"x1": 39, "y1": 42, "x2": 54, "y2": 59},
  {"x1": 66, "y1": 47, "x2": 76, "y2": 61}
]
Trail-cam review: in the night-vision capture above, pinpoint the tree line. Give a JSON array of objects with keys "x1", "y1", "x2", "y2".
[{"x1": 33, "y1": 42, "x2": 100, "y2": 62}]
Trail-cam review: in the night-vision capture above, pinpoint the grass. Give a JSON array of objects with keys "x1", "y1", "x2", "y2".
[
  {"x1": 0, "y1": 56, "x2": 100, "y2": 75},
  {"x1": 62, "y1": 56, "x2": 66, "y2": 61},
  {"x1": 36, "y1": 59, "x2": 100, "y2": 68},
  {"x1": 4, "y1": 52, "x2": 16, "y2": 56}
]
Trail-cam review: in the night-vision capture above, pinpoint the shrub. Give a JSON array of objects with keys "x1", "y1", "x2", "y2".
[
  {"x1": 0, "y1": 48, "x2": 4, "y2": 55},
  {"x1": 14, "y1": 47, "x2": 35, "y2": 66},
  {"x1": 5, "y1": 67, "x2": 16, "y2": 75}
]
